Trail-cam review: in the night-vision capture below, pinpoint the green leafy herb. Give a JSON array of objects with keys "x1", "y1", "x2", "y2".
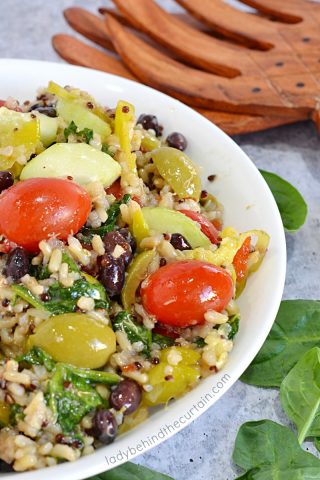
[
  {"x1": 48, "y1": 363, "x2": 119, "y2": 432},
  {"x1": 241, "y1": 300, "x2": 320, "y2": 387},
  {"x1": 280, "y1": 347, "x2": 320, "y2": 444},
  {"x1": 61, "y1": 252, "x2": 80, "y2": 273},
  {"x1": 233, "y1": 420, "x2": 320, "y2": 479},
  {"x1": 78, "y1": 194, "x2": 131, "y2": 244},
  {"x1": 228, "y1": 314, "x2": 240, "y2": 340},
  {"x1": 260, "y1": 169, "x2": 307, "y2": 232},
  {"x1": 64, "y1": 120, "x2": 94, "y2": 144},
  {"x1": 194, "y1": 337, "x2": 206, "y2": 348},
  {"x1": 101, "y1": 144, "x2": 115, "y2": 157},
  {"x1": 30, "y1": 263, "x2": 50, "y2": 280},
  {"x1": 113, "y1": 311, "x2": 152, "y2": 357},
  {"x1": 9, "y1": 404, "x2": 24, "y2": 426},
  {"x1": 12, "y1": 277, "x2": 109, "y2": 316},
  {"x1": 152, "y1": 333, "x2": 175, "y2": 349},
  {"x1": 18, "y1": 346, "x2": 55, "y2": 372},
  {"x1": 87, "y1": 462, "x2": 174, "y2": 480}
]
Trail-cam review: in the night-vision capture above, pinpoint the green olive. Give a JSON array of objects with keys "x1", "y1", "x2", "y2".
[{"x1": 27, "y1": 313, "x2": 116, "y2": 368}]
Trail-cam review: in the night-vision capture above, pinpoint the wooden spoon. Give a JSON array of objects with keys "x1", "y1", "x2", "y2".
[
  {"x1": 52, "y1": 33, "x2": 305, "y2": 135},
  {"x1": 239, "y1": 0, "x2": 302, "y2": 23},
  {"x1": 111, "y1": 0, "x2": 257, "y2": 77},
  {"x1": 104, "y1": 13, "x2": 312, "y2": 116}
]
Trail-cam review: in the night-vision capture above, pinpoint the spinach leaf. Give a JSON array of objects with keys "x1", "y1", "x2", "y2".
[
  {"x1": 29, "y1": 263, "x2": 50, "y2": 280},
  {"x1": 48, "y1": 364, "x2": 119, "y2": 432},
  {"x1": 152, "y1": 333, "x2": 175, "y2": 349},
  {"x1": 9, "y1": 404, "x2": 24, "y2": 426},
  {"x1": 78, "y1": 195, "x2": 130, "y2": 244},
  {"x1": 233, "y1": 420, "x2": 320, "y2": 479},
  {"x1": 101, "y1": 144, "x2": 115, "y2": 157},
  {"x1": 228, "y1": 314, "x2": 240, "y2": 340},
  {"x1": 194, "y1": 337, "x2": 205, "y2": 348},
  {"x1": 13, "y1": 278, "x2": 109, "y2": 316},
  {"x1": 64, "y1": 121, "x2": 94, "y2": 144},
  {"x1": 241, "y1": 300, "x2": 320, "y2": 387},
  {"x1": 280, "y1": 347, "x2": 320, "y2": 444},
  {"x1": 260, "y1": 170, "x2": 307, "y2": 232},
  {"x1": 113, "y1": 311, "x2": 152, "y2": 357},
  {"x1": 18, "y1": 346, "x2": 55, "y2": 372},
  {"x1": 87, "y1": 462, "x2": 174, "y2": 480}
]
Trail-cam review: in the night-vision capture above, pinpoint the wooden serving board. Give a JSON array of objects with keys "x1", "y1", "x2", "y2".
[{"x1": 52, "y1": 1, "x2": 320, "y2": 134}]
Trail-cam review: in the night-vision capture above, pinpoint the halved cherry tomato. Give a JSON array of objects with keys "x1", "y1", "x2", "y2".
[
  {"x1": 233, "y1": 236, "x2": 251, "y2": 281},
  {"x1": 141, "y1": 260, "x2": 233, "y2": 327},
  {"x1": 0, "y1": 178, "x2": 91, "y2": 252},
  {"x1": 178, "y1": 210, "x2": 220, "y2": 244},
  {"x1": 105, "y1": 179, "x2": 122, "y2": 199}
]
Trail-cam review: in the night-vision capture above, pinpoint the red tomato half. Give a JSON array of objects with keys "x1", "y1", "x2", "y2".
[
  {"x1": 0, "y1": 178, "x2": 91, "y2": 252},
  {"x1": 179, "y1": 210, "x2": 220, "y2": 244},
  {"x1": 141, "y1": 260, "x2": 233, "y2": 327}
]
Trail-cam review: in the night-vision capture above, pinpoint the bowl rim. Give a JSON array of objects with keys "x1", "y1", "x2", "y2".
[{"x1": 0, "y1": 58, "x2": 286, "y2": 480}]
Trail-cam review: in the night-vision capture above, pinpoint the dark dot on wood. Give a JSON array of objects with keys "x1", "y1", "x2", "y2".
[
  {"x1": 251, "y1": 87, "x2": 261, "y2": 93},
  {"x1": 275, "y1": 61, "x2": 284, "y2": 67},
  {"x1": 302, "y1": 37, "x2": 310, "y2": 43},
  {"x1": 296, "y1": 82, "x2": 305, "y2": 88}
]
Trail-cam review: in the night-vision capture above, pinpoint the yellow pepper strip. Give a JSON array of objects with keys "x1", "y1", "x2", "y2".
[
  {"x1": 143, "y1": 347, "x2": 200, "y2": 407},
  {"x1": 114, "y1": 100, "x2": 136, "y2": 172},
  {"x1": 131, "y1": 209, "x2": 150, "y2": 247},
  {"x1": 0, "y1": 107, "x2": 40, "y2": 172},
  {"x1": 121, "y1": 249, "x2": 156, "y2": 311},
  {"x1": 47, "y1": 81, "x2": 110, "y2": 124},
  {"x1": 0, "y1": 401, "x2": 10, "y2": 428}
]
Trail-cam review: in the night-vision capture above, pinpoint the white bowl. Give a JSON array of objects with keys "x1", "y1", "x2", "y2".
[{"x1": 0, "y1": 59, "x2": 286, "y2": 480}]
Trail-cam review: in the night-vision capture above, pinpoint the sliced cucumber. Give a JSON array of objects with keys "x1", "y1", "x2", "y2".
[
  {"x1": 36, "y1": 113, "x2": 59, "y2": 147},
  {"x1": 142, "y1": 207, "x2": 211, "y2": 249},
  {"x1": 20, "y1": 142, "x2": 121, "y2": 187},
  {"x1": 57, "y1": 98, "x2": 111, "y2": 142}
]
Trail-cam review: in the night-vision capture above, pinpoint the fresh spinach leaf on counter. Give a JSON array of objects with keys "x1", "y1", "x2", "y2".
[
  {"x1": 64, "y1": 120, "x2": 94, "y2": 144},
  {"x1": 260, "y1": 169, "x2": 307, "y2": 232},
  {"x1": 241, "y1": 300, "x2": 320, "y2": 387},
  {"x1": 233, "y1": 420, "x2": 320, "y2": 479},
  {"x1": 87, "y1": 462, "x2": 174, "y2": 480},
  {"x1": 78, "y1": 194, "x2": 131, "y2": 244},
  {"x1": 280, "y1": 347, "x2": 320, "y2": 444},
  {"x1": 113, "y1": 311, "x2": 152, "y2": 357}
]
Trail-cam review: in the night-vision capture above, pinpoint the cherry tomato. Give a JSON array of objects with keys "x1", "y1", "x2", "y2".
[
  {"x1": 105, "y1": 179, "x2": 122, "y2": 199},
  {"x1": 0, "y1": 178, "x2": 91, "y2": 252},
  {"x1": 141, "y1": 260, "x2": 233, "y2": 327},
  {"x1": 233, "y1": 236, "x2": 251, "y2": 281},
  {"x1": 179, "y1": 210, "x2": 220, "y2": 244}
]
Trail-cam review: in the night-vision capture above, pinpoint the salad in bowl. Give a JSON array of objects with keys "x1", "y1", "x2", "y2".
[{"x1": 0, "y1": 82, "x2": 269, "y2": 472}]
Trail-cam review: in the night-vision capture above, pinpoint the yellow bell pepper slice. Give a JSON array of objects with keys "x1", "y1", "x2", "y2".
[
  {"x1": 122, "y1": 249, "x2": 155, "y2": 311},
  {"x1": 114, "y1": 100, "x2": 136, "y2": 172},
  {"x1": 0, "y1": 107, "x2": 40, "y2": 172},
  {"x1": 131, "y1": 209, "x2": 150, "y2": 246},
  {"x1": 143, "y1": 347, "x2": 200, "y2": 406},
  {"x1": 0, "y1": 401, "x2": 10, "y2": 428}
]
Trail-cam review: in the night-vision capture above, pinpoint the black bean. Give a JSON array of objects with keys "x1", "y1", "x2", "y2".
[
  {"x1": 0, "y1": 171, "x2": 14, "y2": 193},
  {"x1": 170, "y1": 233, "x2": 192, "y2": 251},
  {"x1": 117, "y1": 228, "x2": 137, "y2": 254},
  {"x1": 137, "y1": 114, "x2": 163, "y2": 136},
  {"x1": 166, "y1": 132, "x2": 187, "y2": 151},
  {"x1": 103, "y1": 231, "x2": 133, "y2": 266},
  {"x1": 4, "y1": 247, "x2": 29, "y2": 280},
  {"x1": 91, "y1": 409, "x2": 118, "y2": 445},
  {"x1": 110, "y1": 379, "x2": 142, "y2": 415},
  {"x1": 29, "y1": 104, "x2": 57, "y2": 117},
  {"x1": 97, "y1": 252, "x2": 125, "y2": 297}
]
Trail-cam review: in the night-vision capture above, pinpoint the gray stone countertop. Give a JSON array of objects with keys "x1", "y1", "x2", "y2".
[{"x1": 1, "y1": 1, "x2": 320, "y2": 478}]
